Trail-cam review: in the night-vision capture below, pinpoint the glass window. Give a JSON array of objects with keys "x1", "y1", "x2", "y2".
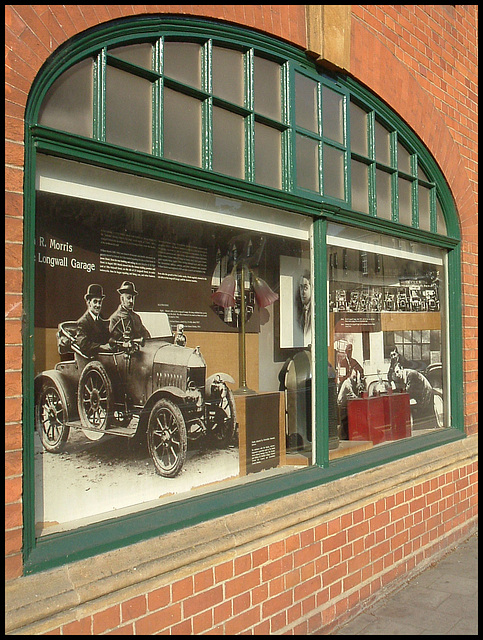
[
  {"x1": 398, "y1": 177, "x2": 413, "y2": 227},
  {"x1": 255, "y1": 122, "x2": 282, "y2": 189},
  {"x1": 376, "y1": 169, "x2": 392, "y2": 220},
  {"x1": 397, "y1": 141, "x2": 411, "y2": 174},
  {"x1": 163, "y1": 88, "x2": 202, "y2": 166},
  {"x1": 212, "y1": 46, "x2": 244, "y2": 105},
  {"x1": 375, "y1": 120, "x2": 391, "y2": 166},
  {"x1": 163, "y1": 41, "x2": 202, "y2": 89},
  {"x1": 418, "y1": 184, "x2": 431, "y2": 232},
  {"x1": 296, "y1": 134, "x2": 319, "y2": 192},
  {"x1": 322, "y1": 86, "x2": 344, "y2": 144},
  {"x1": 328, "y1": 223, "x2": 447, "y2": 457},
  {"x1": 212, "y1": 107, "x2": 245, "y2": 179},
  {"x1": 295, "y1": 73, "x2": 318, "y2": 133},
  {"x1": 105, "y1": 66, "x2": 152, "y2": 153},
  {"x1": 253, "y1": 56, "x2": 281, "y2": 121},
  {"x1": 350, "y1": 101, "x2": 368, "y2": 157},
  {"x1": 436, "y1": 198, "x2": 447, "y2": 235},
  {"x1": 109, "y1": 43, "x2": 153, "y2": 69},
  {"x1": 33, "y1": 158, "x2": 313, "y2": 536},
  {"x1": 351, "y1": 160, "x2": 369, "y2": 213},
  {"x1": 324, "y1": 145, "x2": 344, "y2": 200},
  {"x1": 38, "y1": 58, "x2": 93, "y2": 138}
]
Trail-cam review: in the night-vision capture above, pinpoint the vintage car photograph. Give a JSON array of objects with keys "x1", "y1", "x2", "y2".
[{"x1": 35, "y1": 311, "x2": 236, "y2": 478}]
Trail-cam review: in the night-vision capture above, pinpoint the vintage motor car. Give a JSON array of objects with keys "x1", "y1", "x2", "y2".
[{"x1": 34, "y1": 312, "x2": 236, "y2": 477}]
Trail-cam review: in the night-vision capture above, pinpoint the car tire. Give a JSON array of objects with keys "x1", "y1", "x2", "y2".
[
  {"x1": 36, "y1": 379, "x2": 70, "y2": 452},
  {"x1": 147, "y1": 398, "x2": 187, "y2": 477},
  {"x1": 77, "y1": 360, "x2": 113, "y2": 438},
  {"x1": 208, "y1": 387, "x2": 236, "y2": 449}
]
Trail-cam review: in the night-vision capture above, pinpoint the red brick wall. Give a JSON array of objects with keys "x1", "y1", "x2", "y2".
[
  {"x1": 20, "y1": 461, "x2": 477, "y2": 634},
  {"x1": 4, "y1": 5, "x2": 478, "y2": 612}
]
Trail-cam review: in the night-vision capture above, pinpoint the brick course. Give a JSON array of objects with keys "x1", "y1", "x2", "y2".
[{"x1": 13, "y1": 460, "x2": 474, "y2": 635}]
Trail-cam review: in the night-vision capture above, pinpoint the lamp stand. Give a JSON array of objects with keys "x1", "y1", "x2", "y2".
[{"x1": 235, "y1": 262, "x2": 256, "y2": 395}]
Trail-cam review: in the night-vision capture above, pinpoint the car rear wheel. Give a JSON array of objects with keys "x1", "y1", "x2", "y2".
[
  {"x1": 147, "y1": 398, "x2": 187, "y2": 477},
  {"x1": 77, "y1": 361, "x2": 113, "y2": 439},
  {"x1": 36, "y1": 380, "x2": 70, "y2": 452}
]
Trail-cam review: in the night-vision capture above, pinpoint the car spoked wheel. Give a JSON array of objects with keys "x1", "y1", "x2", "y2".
[
  {"x1": 208, "y1": 387, "x2": 236, "y2": 448},
  {"x1": 147, "y1": 398, "x2": 187, "y2": 477},
  {"x1": 36, "y1": 380, "x2": 70, "y2": 452},
  {"x1": 77, "y1": 361, "x2": 113, "y2": 439}
]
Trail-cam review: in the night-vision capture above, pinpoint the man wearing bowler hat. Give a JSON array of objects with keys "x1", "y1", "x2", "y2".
[
  {"x1": 109, "y1": 281, "x2": 151, "y2": 343},
  {"x1": 75, "y1": 284, "x2": 111, "y2": 358}
]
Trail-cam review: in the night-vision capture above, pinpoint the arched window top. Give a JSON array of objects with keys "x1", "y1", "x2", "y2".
[{"x1": 27, "y1": 16, "x2": 459, "y2": 241}]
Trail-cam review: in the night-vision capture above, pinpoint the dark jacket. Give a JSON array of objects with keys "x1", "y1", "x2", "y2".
[
  {"x1": 109, "y1": 305, "x2": 151, "y2": 341},
  {"x1": 75, "y1": 311, "x2": 110, "y2": 358}
]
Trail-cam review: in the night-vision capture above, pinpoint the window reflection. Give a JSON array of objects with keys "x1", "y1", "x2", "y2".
[{"x1": 328, "y1": 224, "x2": 447, "y2": 457}]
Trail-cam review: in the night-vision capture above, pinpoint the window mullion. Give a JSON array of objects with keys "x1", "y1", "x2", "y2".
[
  {"x1": 203, "y1": 40, "x2": 212, "y2": 171},
  {"x1": 93, "y1": 48, "x2": 106, "y2": 141},
  {"x1": 245, "y1": 49, "x2": 254, "y2": 182},
  {"x1": 152, "y1": 39, "x2": 162, "y2": 157}
]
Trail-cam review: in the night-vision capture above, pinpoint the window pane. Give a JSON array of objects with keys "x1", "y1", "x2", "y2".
[
  {"x1": 324, "y1": 146, "x2": 344, "y2": 199},
  {"x1": 351, "y1": 160, "x2": 369, "y2": 213},
  {"x1": 328, "y1": 223, "x2": 448, "y2": 460},
  {"x1": 34, "y1": 176, "x2": 313, "y2": 535},
  {"x1": 109, "y1": 43, "x2": 153, "y2": 69},
  {"x1": 350, "y1": 102, "x2": 368, "y2": 156},
  {"x1": 163, "y1": 42, "x2": 201, "y2": 89},
  {"x1": 106, "y1": 66, "x2": 152, "y2": 153},
  {"x1": 419, "y1": 184, "x2": 431, "y2": 231},
  {"x1": 213, "y1": 107, "x2": 245, "y2": 179},
  {"x1": 163, "y1": 88, "x2": 202, "y2": 166},
  {"x1": 296, "y1": 134, "x2": 319, "y2": 192},
  {"x1": 418, "y1": 164, "x2": 429, "y2": 181},
  {"x1": 398, "y1": 177, "x2": 413, "y2": 226},
  {"x1": 323, "y1": 86, "x2": 343, "y2": 144},
  {"x1": 397, "y1": 142, "x2": 411, "y2": 173},
  {"x1": 255, "y1": 123, "x2": 281, "y2": 189},
  {"x1": 212, "y1": 46, "x2": 244, "y2": 105},
  {"x1": 376, "y1": 169, "x2": 392, "y2": 220},
  {"x1": 254, "y1": 56, "x2": 281, "y2": 121},
  {"x1": 375, "y1": 120, "x2": 391, "y2": 165},
  {"x1": 436, "y1": 198, "x2": 447, "y2": 235},
  {"x1": 38, "y1": 58, "x2": 93, "y2": 138},
  {"x1": 295, "y1": 73, "x2": 318, "y2": 133}
]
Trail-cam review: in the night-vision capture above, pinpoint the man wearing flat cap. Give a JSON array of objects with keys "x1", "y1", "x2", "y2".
[
  {"x1": 109, "y1": 281, "x2": 151, "y2": 343},
  {"x1": 75, "y1": 284, "x2": 111, "y2": 358}
]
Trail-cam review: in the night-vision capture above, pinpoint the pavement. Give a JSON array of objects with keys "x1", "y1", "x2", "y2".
[{"x1": 331, "y1": 530, "x2": 478, "y2": 635}]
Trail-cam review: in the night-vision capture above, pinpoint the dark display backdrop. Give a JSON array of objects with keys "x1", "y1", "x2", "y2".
[{"x1": 35, "y1": 191, "x2": 270, "y2": 333}]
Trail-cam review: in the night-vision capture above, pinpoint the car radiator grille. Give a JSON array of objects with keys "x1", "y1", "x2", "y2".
[{"x1": 154, "y1": 370, "x2": 185, "y2": 390}]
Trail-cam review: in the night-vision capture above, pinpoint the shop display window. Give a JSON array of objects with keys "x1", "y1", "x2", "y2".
[
  {"x1": 33, "y1": 158, "x2": 314, "y2": 536},
  {"x1": 23, "y1": 16, "x2": 462, "y2": 572},
  {"x1": 327, "y1": 223, "x2": 448, "y2": 455}
]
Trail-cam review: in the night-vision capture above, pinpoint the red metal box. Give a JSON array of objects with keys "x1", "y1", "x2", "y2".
[{"x1": 347, "y1": 393, "x2": 411, "y2": 444}]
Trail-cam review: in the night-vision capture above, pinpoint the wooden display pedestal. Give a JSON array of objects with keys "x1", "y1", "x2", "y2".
[{"x1": 235, "y1": 391, "x2": 286, "y2": 476}]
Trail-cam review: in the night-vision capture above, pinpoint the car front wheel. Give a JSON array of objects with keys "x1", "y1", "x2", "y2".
[
  {"x1": 36, "y1": 380, "x2": 70, "y2": 452},
  {"x1": 147, "y1": 398, "x2": 187, "y2": 477},
  {"x1": 77, "y1": 361, "x2": 113, "y2": 439}
]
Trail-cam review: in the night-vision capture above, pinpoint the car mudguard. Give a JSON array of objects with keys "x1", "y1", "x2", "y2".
[{"x1": 205, "y1": 373, "x2": 235, "y2": 397}]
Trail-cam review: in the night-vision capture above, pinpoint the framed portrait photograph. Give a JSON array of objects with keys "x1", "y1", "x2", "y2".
[{"x1": 279, "y1": 256, "x2": 312, "y2": 348}]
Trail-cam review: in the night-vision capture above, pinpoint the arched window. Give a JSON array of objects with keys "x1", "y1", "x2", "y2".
[{"x1": 23, "y1": 16, "x2": 463, "y2": 573}]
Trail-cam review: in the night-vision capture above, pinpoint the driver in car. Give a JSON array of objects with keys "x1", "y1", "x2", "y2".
[
  {"x1": 109, "y1": 280, "x2": 151, "y2": 344},
  {"x1": 75, "y1": 283, "x2": 112, "y2": 358}
]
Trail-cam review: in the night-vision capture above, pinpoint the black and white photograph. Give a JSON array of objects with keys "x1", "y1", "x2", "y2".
[
  {"x1": 279, "y1": 255, "x2": 312, "y2": 348},
  {"x1": 33, "y1": 191, "x2": 310, "y2": 535}
]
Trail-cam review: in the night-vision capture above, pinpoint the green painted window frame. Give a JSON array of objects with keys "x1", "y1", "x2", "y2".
[{"x1": 22, "y1": 16, "x2": 464, "y2": 575}]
